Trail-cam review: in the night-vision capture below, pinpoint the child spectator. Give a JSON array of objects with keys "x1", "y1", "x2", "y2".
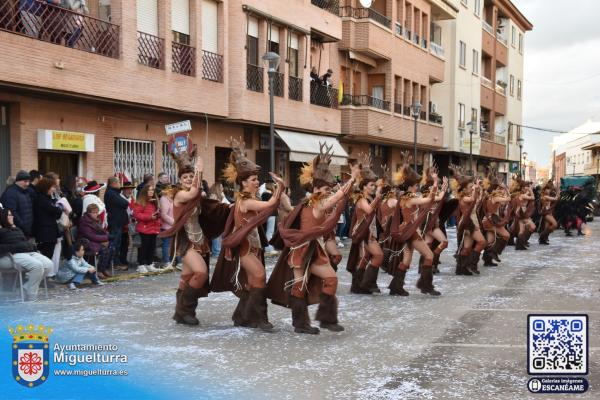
[
  {"x1": 132, "y1": 184, "x2": 161, "y2": 273},
  {"x1": 56, "y1": 239, "x2": 104, "y2": 290}
]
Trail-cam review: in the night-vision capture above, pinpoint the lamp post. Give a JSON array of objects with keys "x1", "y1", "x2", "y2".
[
  {"x1": 522, "y1": 151, "x2": 528, "y2": 179},
  {"x1": 466, "y1": 117, "x2": 476, "y2": 176},
  {"x1": 262, "y1": 51, "x2": 281, "y2": 173},
  {"x1": 517, "y1": 137, "x2": 524, "y2": 176},
  {"x1": 410, "y1": 101, "x2": 422, "y2": 171}
]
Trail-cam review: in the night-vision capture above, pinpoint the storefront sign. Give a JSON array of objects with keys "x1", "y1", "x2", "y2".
[
  {"x1": 165, "y1": 120, "x2": 192, "y2": 135},
  {"x1": 37, "y1": 130, "x2": 95, "y2": 152},
  {"x1": 168, "y1": 133, "x2": 193, "y2": 154},
  {"x1": 509, "y1": 161, "x2": 520, "y2": 173}
]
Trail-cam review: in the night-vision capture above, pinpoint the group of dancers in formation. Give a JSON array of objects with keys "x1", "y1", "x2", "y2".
[{"x1": 159, "y1": 139, "x2": 560, "y2": 334}]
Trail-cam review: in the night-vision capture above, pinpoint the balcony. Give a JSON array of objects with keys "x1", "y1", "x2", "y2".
[
  {"x1": 271, "y1": 72, "x2": 284, "y2": 97},
  {"x1": 339, "y1": 6, "x2": 391, "y2": 29},
  {"x1": 310, "y1": 82, "x2": 338, "y2": 108},
  {"x1": 341, "y1": 95, "x2": 390, "y2": 111},
  {"x1": 0, "y1": 0, "x2": 119, "y2": 58},
  {"x1": 420, "y1": 110, "x2": 427, "y2": 121},
  {"x1": 247, "y1": 64, "x2": 263, "y2": 92},
  {"x1": 429, "y1": 113, "x2": 443, "y2": 125},
  {"x1": 395, "y1": 21, "x2": 402, "y2": 36},
  {"x1": 311, "y1": 0, "x2": 339, "y2": 16},
  {"x1": 496, "y1": 32, "x2": 508, "y2": 46},
  {"x1": 289, "y1": 76, "x2": 303, "y2": 101},
  {"x1": 172, "y1": 42, "x2": 195, "y2": 77},
  {"x1": 138, "y1": 32, "x2": 164, "y2": 69},
  {"x1": 482, "y1": 20, "x2": 493, "y2": 35},
  {"x1": 404, "y1": 28, "x2": 412, "y2": 41},
  {"x1": 202, "y1": 50, "x2": 223, "y2": 82},
  {"x1": 481, "y1": 76, "x2": 493, "y2": 89},
  {"x1": 430, "y1": 42, "x2": 444, "y2": 58},
  {"x1": 495, "y1": 81, "x2": 507, "y2": 96},
  {"x1": 480, "y1": 133, "x2": 507, "y2": 159},
  {"x1": 421, "y1": 38, "x2": 427, "y2": 49},
  {"x1": 413, "y1": 33, "x2": 420, "y2": 45}
]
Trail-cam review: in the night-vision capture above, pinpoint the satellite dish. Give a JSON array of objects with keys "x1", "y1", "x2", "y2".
[{"x1": 359, "y1": 0, "x2": 373, "y2": 8}]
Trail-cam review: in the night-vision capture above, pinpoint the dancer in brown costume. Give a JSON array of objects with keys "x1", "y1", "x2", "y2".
[
  {"x1": 159, "y1": 149, "x2": 230, "y2": 325},
  {"x1": 394, "y1": 156, "x2": 440, "y2": 295},
  {"x1": 376, "y1": 167, "x2": 396, "y2": 275},
  {"x1": 419, "y1": 165, "x2": 449, "y2": 274},
  {"x1": 451, "y1": 165, "x2": 486, "y2": 276},
  {"x1": 511, "y1": 176, "x2": 536, "y2": 250},
  {"x1": 267, "y1": 143, "x2": 358, "y2": 334},
  {"x1": 538, "y1": 180, "x2": 559, "y2": 245},
  {"x1": 481, "y1": 169, "x2": 512, "y2": 267},
  {"x1": 210, "y1": 138, "x2": 284, "y2": 332},
  {"x1": 348, "y1": 153, "x2": 384, "y2": 295}
]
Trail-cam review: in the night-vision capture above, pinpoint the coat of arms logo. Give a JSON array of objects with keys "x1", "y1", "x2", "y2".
[{"x1": 9, "y1": 324, "x2": 52, "y2": 388}]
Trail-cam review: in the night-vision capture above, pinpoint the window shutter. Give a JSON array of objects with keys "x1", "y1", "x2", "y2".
[
  {"x1": 290, "y1": 33, "x2": 299, "y2": 50},
  {"x1": 202, "y1": 0, "x2": 219, "y2": 52},
  {"x1": 269, "y1": 26, "x2": 279, "y2": 44},
  {"x1": 137, "y1": 0, "x2": 158, "y2": 36},
  {"x1": 248, "y1": 16, "x2": 259, "y2": 38},
  {"x1": 171, "y1": 0, "x2": 190, "y2": 35}
]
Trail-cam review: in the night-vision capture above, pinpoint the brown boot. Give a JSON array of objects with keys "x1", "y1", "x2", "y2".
[
  {"x1": 350, "y1": 268, "x2": 370, "y2": 294},
  {"x1": 176, "y1": 285, "x2": 205, "y2": 325},
  {"x1": 389, "y1": 268, "x2": 409, "y2": 296},
  {"x1": 245, "y1": 288, "x2": 278, "y2": 333},
  {"x1": 515, "y1": 233, "x2": 528, "y2": 250},
  {"x1": 417, "y1": 266, "x2": 441, "y2": 296},
  {"x1": 432, "y1": 253, "x2": 440, "y2": 274},
  {"x1": 289, "y1": 296, "x2": 319, "y2": 334},
  {"x1": 455, "y1": 253, "x2": 473, "y2": 276},
  {"x1": 172, "y1": 289, "x2": 184, "y2": 322},
  {"x1": 492, "y1": 237, "x2": 506, "y2": 261},
  {"x1": 538, "y1": 229, "x2": 550, "y2": 245},
  {"x1": 232, "y1": 290, "x2": 250, "y2": 327},
  {"x1": 315, "y1": 293, "x2": 344, "y2": 332},
  {"x1": 468, "y1": 251, "x2": 481, "y2": 274},
  {"x1": 482, "y1": 248, "x2": 498, "y2": 267},
  {"x1": 359, "y1": 265, "x2": 380, "y2": 294}
]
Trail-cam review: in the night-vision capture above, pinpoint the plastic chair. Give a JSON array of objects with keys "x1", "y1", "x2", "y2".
[{"x1": 8, "y1": 254, "x2": 49, "y2": 302}]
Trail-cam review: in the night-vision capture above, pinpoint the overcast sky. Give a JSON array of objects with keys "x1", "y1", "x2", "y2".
[{"x1": 513, "y1": 0, "x2": 600, "y2": 167}]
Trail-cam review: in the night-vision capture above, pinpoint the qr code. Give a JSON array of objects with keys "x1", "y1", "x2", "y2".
[{"x1": 528, "y1": 315, "x2": 588, "y2": 375}]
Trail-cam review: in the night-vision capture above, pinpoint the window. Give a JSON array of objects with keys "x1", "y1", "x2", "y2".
[
  {"x1": 472, "y1": 49, "x2": 479, "y2": 75},
  {"x1": 474, "y1": 0, "x2": 480, "y2": 16},
  {"x1": 172, "y1": 0, "x2": 190, "y2": 40},
  {"x1": 268, "y1": 24, "x2": 280, "y2": 68},
  {"x1": 98, "y1": 0, "x2": 111, "y2": 22},
  {"x1": 137, "y1": 0, "x2": 158, "y2": 35},
  {"x1": 458, "y1": 103, "x2": 465, "y2": 128},
  {"x1": 518, "y1": 33, "x2": 523, "y2": 53},
  {"x1": 511, "y1": 26, "x2": 516, "y2": 47},
  {"x1": 202, "y1": 0, "x2": 218, "y2": 53},
  {"x1": 114, "y1": 139, "x2": 155, "y2": 184},
  {"x1": 510, "y1": 75, "x2": 514, "y2": 96},
  {"x1": 459, "y1": 41, "x2": 466, "y2": 68},
  {"x1": 289, "y1": 33, "x2": 299, "y2": 77},
  {"x1": 517, "y1": 79, "x2": 522, "y2": 100},
  {"x1": 247, "y1": 17, "x2": 259, "y2": 65}
]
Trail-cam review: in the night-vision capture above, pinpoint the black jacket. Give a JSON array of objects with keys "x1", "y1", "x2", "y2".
[
  {"x1": 32, "y1": 192, "x2": 63, "y2": 244},
  {"x1": 0, "y1": 227, "x2": 37, "y2": 257},
  {"x1": 104, "y1": 187, "x2": 130, "y2": 229},
  {"x1": 0, "y1": 184, "x2": 34, "y2": 237}
]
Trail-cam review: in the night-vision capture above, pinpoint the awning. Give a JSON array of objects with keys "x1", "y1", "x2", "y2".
[{"x1": 276, "y1": 130, "x2": 348, "y2": 165}]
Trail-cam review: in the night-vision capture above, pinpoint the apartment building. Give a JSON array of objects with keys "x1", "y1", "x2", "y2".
[
  {"x1": 551, "y1": 120, "x2": 600, "y2": 186},
  {"x1": 0, "y1": 0, "x2": 531, "y2": 196},
  {"x1": 431, "y1": 0, "x2": 531, "y2": 180}
]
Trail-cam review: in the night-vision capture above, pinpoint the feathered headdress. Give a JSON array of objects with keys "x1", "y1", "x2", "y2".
[
  {"x1": 509, "y1": 173, "x2": 525, "y2": 194},
  {"x1": 170, "y1": 145, "x2": 197, "y2": 178},
  {"x1": 300, "y1": 142, "x2": 336, "y2": 189},
  {"x1": 420, "y1": 159, "x2": 438, "y2": 189},
  {"x1": 222, "y1": 137, "x2": 261, "y2": 185},
  {"x1": 482, "y1": 166, "x2": 500, "y2": 193},
  {"x1": 449, "y1": 164, "x2": 474, "y2": 193},
  {"x1": 393, "y1": 151, "x2": 421, "y2": 188}
]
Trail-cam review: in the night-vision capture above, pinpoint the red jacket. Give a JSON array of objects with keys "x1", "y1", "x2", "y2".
[{"x1": 132, "y1": 201, "x2": 161, "y2": 235}]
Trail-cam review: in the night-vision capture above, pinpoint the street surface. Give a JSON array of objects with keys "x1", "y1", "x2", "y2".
[{"x1": 1, "y1": 222, "x2": 599, "y2": 399}]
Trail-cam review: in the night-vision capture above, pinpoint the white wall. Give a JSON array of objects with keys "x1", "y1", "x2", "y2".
[{"x1": 505, "y1": 19, "x2": 525, "y2": 161}]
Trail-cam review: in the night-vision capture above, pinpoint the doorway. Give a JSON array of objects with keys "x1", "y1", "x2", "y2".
[{"x1": 38, "y1": 151, "x2": 79, "y2": 181}]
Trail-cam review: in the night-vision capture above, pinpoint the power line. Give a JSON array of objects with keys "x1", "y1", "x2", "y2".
[{"x1": 509, "y1": 122, "x2": 567, "y2": 134}]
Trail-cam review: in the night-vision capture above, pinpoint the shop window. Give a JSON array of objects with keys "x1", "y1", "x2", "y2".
[{"x1": 114, "y1": 138, "x2": 155, "y2": 185}]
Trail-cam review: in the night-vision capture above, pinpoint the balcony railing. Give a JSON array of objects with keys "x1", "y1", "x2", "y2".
[
  {"x1": 270, "y1": 71, "x2": 284, "y2": 97},
  {"x1": 481, "y1": 132, "x2": 494, "y2": 142},
  {"x1": 419, "y1": 110, "x2": 427, "y2": 121},
  {"x1": 138, "y1": 31, "x2": 164, "y2": 69},
  {"x1": 430, "y1": 42, "x2": 444, "y2": 58},
  {"x1": 413, "y1": 33, "x2": 420, "y2": 45},
  {"x1": 341, "y1": 95, "x2": 390, "y2": 111},
  {"x1": 339, "y1": 6, "x2": 391, "y2": 28},
  {"x1": 496, "y1": 33, "x2": 508, "y2": 46},
  {"x1": 404, "y1": 28, "x2": 411, "y2": 41},
  {"x1": 421, "y1": 38, "x2": 427, "y2": 49},
  {"x1": 289, "y1": 76, "x2": 303, "y2": 101},
  {"x1": 172, "y1": 42, "x2": 195, "y2": 76},
  {"x1": 395, "y1": 21, "x2": 402, "y2": 36},
  {"x1": 310, "y1": 82, "x2": 338, "y2": 108},
  {"x1": 202, "y1": 50, "x2": 223, "y2": 82},
  {"x1": 495, "y1": 83, "x2": 507, "y2": 95},
  {"x1": 482, "y1": 20, "x2": 493, "y2": 34},
  {"x1": 403, "y1": 105, "x2": 411, "y2": 116},
  {"x1": 247, "y1": 64, "x2": 264, "y2": 92},
  {"x1": 429, "y1": 113, "x2": 443, "y2": 125},
  {"x1": 311, "y1": 0, "x2": 339, "y2": 16},
  {"x1": 0, "y1": 0, "x2": 119, "y2": 58},
  {"x1": 394, "y1": 102, "x2": 403, "y2": 114},
  {"x1": 481, "y1": 76, "x2": 493, "y2": 89},
  {"x1": 494, "y1": 134, "x2": 507, "y2": 144}
]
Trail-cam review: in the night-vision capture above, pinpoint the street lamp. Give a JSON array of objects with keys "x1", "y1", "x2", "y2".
[
  {"x1": 262, "y1": 51, "x2": 281, "y2": 173},
  {"x1": 523, "y1": 152, "x2": 528, "y2": 179},
  {"x1": 410, "y1": 101, "x2": 422, "y2": 171},
  {"x1": 517, "y1": 137, "x2": 524, "y2": 176},
  {"x1": 466, "y1": 117, "x2": 476, "y2": 176}
]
